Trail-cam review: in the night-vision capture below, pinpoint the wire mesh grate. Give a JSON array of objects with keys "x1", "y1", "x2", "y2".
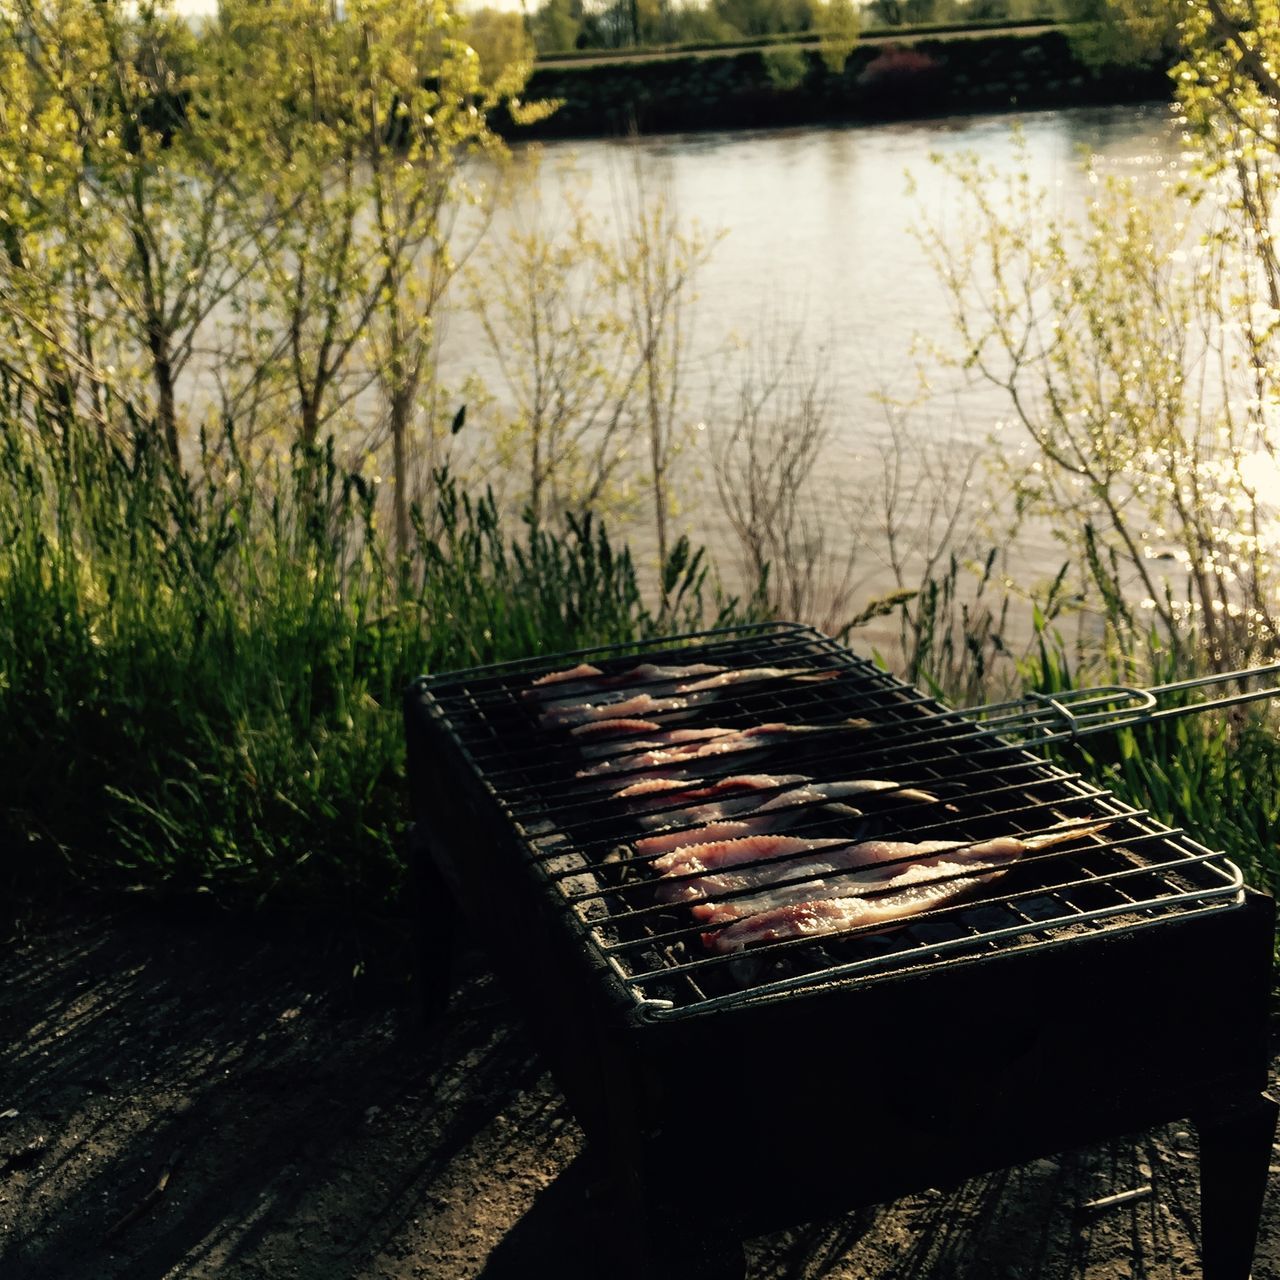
[{"x1": 415, "y1": 623, "x2": 1244, "y2": 1020}]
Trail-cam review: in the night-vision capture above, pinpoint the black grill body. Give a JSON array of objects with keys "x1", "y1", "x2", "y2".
[{"x1": 404, "y1": 624, "x2": 1276, "y2": 1278}]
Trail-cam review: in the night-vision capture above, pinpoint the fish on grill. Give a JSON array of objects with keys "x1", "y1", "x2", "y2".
[
  {"x1": 633, "y1": 779, "x2": 938, "y2": 856},
  {"x1": 576, "y1": 721, "x2": 863, "y2": 777},
  {"x1": 622, "y1": 773, "x2": 812, "y2": 821},
  {"x1": 531, "y1": 661, "x2": 724, "y2": 691},
  {"x1": 637, "y1": 778, "x2": 936, "y2": 829},
  {"x1": 653, "y1": 834, "x2": 897, "y2": 905},
  {"x1": 568, "y1": 717, "x2": 664, "y2": 741},
  {"x1": 634, "y1": 806, "x2": 861, "y2": 858},
  {"x1": 577, "y1": 726, "x2": 739, "y2": 763},
  {"x1": 531, "y1": 663, "x2": 837, "y2": 725},
  {"x1": 699, "y1": 823, "x2": 1111, "y2": 952},
  {"x1": 541, "y1": 692, "x2": 695, "y2": 730},
  {"x1": 691, "y1": 846, "x2": 1014, "y2": 924}
]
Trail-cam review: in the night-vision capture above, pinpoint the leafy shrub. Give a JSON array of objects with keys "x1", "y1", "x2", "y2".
[
  {"x1": 857, "y1": 43, "x2": 942, "y2": 92},
  {"x1": 762, "y1": 44, "x2": 809, "y2": 90}
]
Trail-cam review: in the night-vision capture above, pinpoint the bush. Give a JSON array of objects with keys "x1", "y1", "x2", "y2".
[
  {"x1": 762, "y1": 44, "x2": 810, "y2": 89},
  {"x1": 857, "y1": 43, "x2": 942, "y2": 91}
]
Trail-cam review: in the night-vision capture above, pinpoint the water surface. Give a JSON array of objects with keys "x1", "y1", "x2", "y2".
[{"x1": 447, "y1": 104, "x2": 1185, "y2": 645}]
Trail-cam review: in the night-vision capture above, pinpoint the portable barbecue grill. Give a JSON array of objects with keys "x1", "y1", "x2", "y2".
[{"x1": 403, "y1": 622, "x2": 1277, "y2": 1279}]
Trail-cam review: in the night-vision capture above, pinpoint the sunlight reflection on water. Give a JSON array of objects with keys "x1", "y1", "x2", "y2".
[{"x1": 446, "y1": 104, "x2": 1194, "y2": 651}]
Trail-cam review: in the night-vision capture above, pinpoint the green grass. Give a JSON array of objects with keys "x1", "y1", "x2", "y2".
[
  {"x1": 0, "y1": 400, "x2": 745, "y2": 912},
  {"x1": 1020, "y1": 625, "x2": 1280, "y2": 902}
]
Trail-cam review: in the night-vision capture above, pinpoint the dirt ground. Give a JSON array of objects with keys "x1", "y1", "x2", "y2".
[{"x1": 3, "y1": 903, "x2": 1280, "y2": 1280}]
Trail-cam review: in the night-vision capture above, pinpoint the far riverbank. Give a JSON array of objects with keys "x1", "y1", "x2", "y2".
[{"x1": 500, "y1": 29, "x2": 1169, "y2": 140}]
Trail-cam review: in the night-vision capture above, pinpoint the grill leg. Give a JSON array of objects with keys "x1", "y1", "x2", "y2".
[
  {"x1": 622, "y1": 1226, "x2": 747, "y2": 1280},
  {"x1": 1194, "y1": 1092, "x2": 1278, "y2": 1280},
  {"x1": 407, "y1": 823, "x2": 458, "y2": 1025},
  {"x1": 600, "y1": 1162, "x2": 746, "y2": 1280}
]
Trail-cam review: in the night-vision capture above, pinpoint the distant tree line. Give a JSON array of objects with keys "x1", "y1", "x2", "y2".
[{"x1": 493, "y1": 0, "x2": 1084, "y2": 56}]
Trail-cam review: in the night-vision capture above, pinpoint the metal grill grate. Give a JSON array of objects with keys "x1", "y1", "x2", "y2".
[{"x1": 414, "y1": 623, "x2": 1244, "y2": 1020}]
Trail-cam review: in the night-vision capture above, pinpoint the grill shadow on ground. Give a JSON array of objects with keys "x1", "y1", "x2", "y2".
[
  {"x1": 1, "y1": 907, "x2": 1274, "y2": 1280},
  {"x1": 747, "y1": 1129, "x2": 1212, "y2": 1279},
  {"x1": 476, "y1": 1130, "x2": 1210, "y2": 1280}
]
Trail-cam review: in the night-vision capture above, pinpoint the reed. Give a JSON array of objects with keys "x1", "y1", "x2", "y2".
[{"x1": 0, "y1": 396, "x2": 742, "y2": 910}]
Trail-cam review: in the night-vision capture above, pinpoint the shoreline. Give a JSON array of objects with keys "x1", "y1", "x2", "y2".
[{"x1": 501, "y1": 29, "x2": 1170, "y2": 142}]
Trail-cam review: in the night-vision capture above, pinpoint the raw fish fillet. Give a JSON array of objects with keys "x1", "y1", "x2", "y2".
[
  {"x1": 634, "y1": 777, "x2": 940, "y2": 857},
  {"x1": 527, "y1": 662, "x2": 724, "y2": 704},
  {"x1": 673, "y1": 666, "x2": 839, "y2": 693},
  {"x1": 568, "y1": 718, "x2": 662, "y2": 741},
  {"x1": 576, "y1": 726, "x2": 738, "y2": 763},
  {"x1": 618, "y1": 773, "x2": 808, "y2": 813},
  {"x1": 529, "y1": 662, "x2": 604, "y2": 687},
  {"x1": 530, "y1": 661, "x2": 836, "y2": 719},
  {"x1": 652, "y1": 832, "x2": 851, "y2": 878},
  {"x1": 633, "y1": 779, "x2": 915, "y2": 855},
  {"x1": 699, "y1": 823, "x2": 1111, "y2": 952},
  {"x1": 575, "y1": 721, "x2": 856, "y2": 777},
  {"x1": 541, "y1": 692, "x2": 693, "y2": 731},
  {"x1": 636, "y1": 803, "x2": 865, "y2": 856},
  {"x1": 654, "y1": 835, "x2": 900, "y2": 905},
  {"x1": 691, "y1": 847, "x2": 1012, "y2": 924}
]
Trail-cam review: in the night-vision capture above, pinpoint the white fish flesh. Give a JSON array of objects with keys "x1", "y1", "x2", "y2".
[
  {"x1": 636, "y1": 778, "x2": 927, "y2": 828},
  {"x1": 568, "y1": 717, "x2": 663, "y2": 741},
  {"x1": 527, "y1": 661, "x2": 724, "y2": 703},
  {"x1": 698, "y1": 823, "x2": 1111, "y2": 952},
  {"x1": 617, "y1": 773, "x2": 808, "y2": 810},
  {"x1": 576, "y1": 726, "x2": 738, "y2": 764},
  {"x1": 528, "y1": 662, "x2": 606, "y2": 688},
  {"x1": 672, "y1": 666, "x2": 839, "y2": 693}
]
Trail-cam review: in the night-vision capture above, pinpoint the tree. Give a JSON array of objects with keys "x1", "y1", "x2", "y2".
[
  {"x1": 919, "y1": 137, "x2": 1280, "y2": 668},
  {"x1": 1066, "y1": 0, "x2": 1179, "y2": 68},
  {"x1": 713, "y1": 0, "x2": 814, "y2": 37},
  {"x1": 467, "y1": 166, "x2": 647, "y2": 527},
  {"x1": 206, "y1": 0, "x2": 532, "y2": 554},
  {"x1": 812, "y1": 0, "x2": 858, "y2": 73},
  {"x1": 612, "y1": 163, "x2": 718, "y2": 578},
  {"x1": 0, "y1": 0, "x2": 250, "y2": 460},
  {"x1": 463, "y1": 7, "x2": 537, "y2": 87},
  {"x1": 531, "y1": 0, "x2": 583, "y2": 52}
]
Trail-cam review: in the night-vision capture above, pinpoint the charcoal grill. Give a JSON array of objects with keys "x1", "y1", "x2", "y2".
[{"x1": 404, "y1": 622, "x2": 1277, "y2": 1279}]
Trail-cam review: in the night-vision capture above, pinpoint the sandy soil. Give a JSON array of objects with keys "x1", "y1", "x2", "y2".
[{"x1": 3, "y1": 903, "x2": 1279, "y2": 1280}]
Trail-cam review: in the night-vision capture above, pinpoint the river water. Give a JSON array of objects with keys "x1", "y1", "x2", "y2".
[{"x1": 444, "y1": 103, "x2": 1186, "y2": 651}]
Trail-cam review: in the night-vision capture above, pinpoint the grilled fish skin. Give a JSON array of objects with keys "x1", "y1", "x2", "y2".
[{"x1": 699, "y1": 823, "x2": 1111, "y2": 952}]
